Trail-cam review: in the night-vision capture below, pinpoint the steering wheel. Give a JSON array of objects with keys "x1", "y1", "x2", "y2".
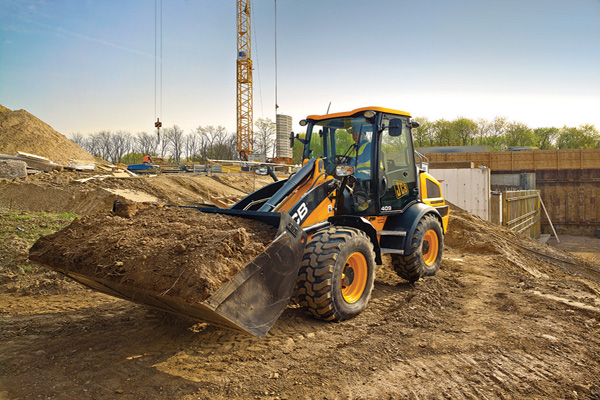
[{"x1": 334, "y1": 154, "x2": 351, "y2": 164}]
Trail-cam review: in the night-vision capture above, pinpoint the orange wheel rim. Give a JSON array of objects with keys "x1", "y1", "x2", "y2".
[
  {"x1": 422, "y1": 229, "x2": 439, "y2": 266},
  {"x1": 341, "y1": 252, "x2": 368, "y2": 303}
]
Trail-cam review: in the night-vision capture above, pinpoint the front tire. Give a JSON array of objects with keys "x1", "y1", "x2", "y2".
[
  {"x1": 392, "y1": 214, "x2": 443, "y2": 282},
  {"x1": 296, "y1": 227, "x2": 376, "y2": 321}
]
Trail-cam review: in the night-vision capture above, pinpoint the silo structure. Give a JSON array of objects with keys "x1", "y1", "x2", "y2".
[{"x1": 275, "y1": 114, "x2": 293, "y2": 159}]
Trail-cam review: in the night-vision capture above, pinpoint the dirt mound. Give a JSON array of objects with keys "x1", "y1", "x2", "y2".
[
  {"x1": 3, "y1": 200, "x2": 600, "y2": 398},
  {"x1": 447, "y1": 203, "x2": 574, "y2": 260},
  {"x1": 29, "y1": 203, "x2": 276, "y2": 303},
  {"x1": 446, "y1": 203, "x2": 597, "y2": 281},
  {"x1": 0, "y1": 171, "x2": 275, "y2": 216},
  {"x1": 0, "y1": 105, "x2": 95, "y2": 165}
]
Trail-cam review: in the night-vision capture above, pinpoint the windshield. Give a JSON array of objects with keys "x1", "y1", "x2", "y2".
[{"x1": 304, "y1": 116, "x2": 374, "y2": 176}]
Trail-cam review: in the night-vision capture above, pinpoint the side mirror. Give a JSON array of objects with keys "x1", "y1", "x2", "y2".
[
  {"x1": 389, "y1": 118, "x2": 403, "y2": 137},
  {"x1": 289, "y1": 131, "x2": 295, "y2": 148},
  {"x1": 380, "y1": 175, "x2": 388, "y2": 195},
  {"x1": 411, "y1": 121, "x2": 420, "y2": 129}
]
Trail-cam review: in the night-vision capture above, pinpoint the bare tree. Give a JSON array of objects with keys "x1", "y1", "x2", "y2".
[
  {"x1": 157, "y1": 129, "x2": 170, "y2": 158},
  {"x1": 86, "y1": 131, "x2": 112, "y2": 161},
  {"x1": 196, "y1": 125, "x2": 233, "y2": 161},
  {"x1": 69, "y1": 132, "x2": 87, "y2": 149},
  {"x1": 185, "y1": 129, "x2": 200, "y2": 161},
  {"x1": 110, "y1": 130, "x2": 133, "y2": 163},
  {"x1": 165, "y1": 125, "x2": 185, "y2": 164},
  {"x1": 135, "y1": 131, "x2": 158, "y2": 156},
  {"x1": 254, "y1": 118, "x2": 276, "y2": 158}
]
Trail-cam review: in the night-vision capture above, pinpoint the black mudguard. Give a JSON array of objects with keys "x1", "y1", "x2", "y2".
[
  {"x1": 382, "y1": 203, "x2": 442, "y2": 254},
  {"x1": 327, "y1": 215, "x2": 383, "y2": 265}
]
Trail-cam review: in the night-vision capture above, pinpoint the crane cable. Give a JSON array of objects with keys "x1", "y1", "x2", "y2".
[
  {"x1": 274, "y1": 0, "x2": 278, "y2": 115},
  {"x1": 251, "y1": 2, "x2": 264, "y2": 117},
  {"x1": 154, "y1": 0, "x2": 163, "y2": 141}
]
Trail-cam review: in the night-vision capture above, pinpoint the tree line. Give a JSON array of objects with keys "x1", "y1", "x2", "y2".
[
  {"x1": 70, "y1": 118, "x2": 277, "y2": 165},
  {"x1": 412, "y1": 116, "x2": 599, "y2": 150},
  {"x1": 71, "y1": 116, "x2": 599, "y2": 165}
]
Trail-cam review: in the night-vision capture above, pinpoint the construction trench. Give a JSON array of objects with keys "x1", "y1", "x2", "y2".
[{"x1": 1, "y1": 105, "x2": 600, "y2": 399}]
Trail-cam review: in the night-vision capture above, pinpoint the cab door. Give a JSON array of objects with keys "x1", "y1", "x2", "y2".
[{"x1": 377, "y1": 114, "x2": 418, "y2": 213}]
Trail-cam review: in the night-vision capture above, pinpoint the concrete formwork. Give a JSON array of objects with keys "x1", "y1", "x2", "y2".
[
  {"x1": 423, "y1": 149, "x2": 600, "y2": 236},
  {"x1": 429, "y1": 167, "x2": 491, "y2": 221}
]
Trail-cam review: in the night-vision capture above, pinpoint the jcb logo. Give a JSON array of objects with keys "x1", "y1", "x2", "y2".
[
  {"x1": 393, "y1": 180, "x2": 409, "y2": 199},
  {"x1": 292, "y1": 203, "x2": 308, "y2": 224}
]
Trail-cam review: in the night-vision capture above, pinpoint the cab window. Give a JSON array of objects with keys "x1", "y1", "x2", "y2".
[{"x1": 379, "y1": 114, "x2": 417, "y2": 211}]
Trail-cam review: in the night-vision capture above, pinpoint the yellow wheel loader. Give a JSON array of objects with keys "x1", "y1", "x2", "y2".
[{"x1": 31, "y1": 106, "x2": 448, "y2": 338}]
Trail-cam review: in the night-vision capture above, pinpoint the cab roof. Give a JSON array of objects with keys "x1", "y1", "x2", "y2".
[{"x1": 306, "y1": 106, "x2": 412, "y2": 121}]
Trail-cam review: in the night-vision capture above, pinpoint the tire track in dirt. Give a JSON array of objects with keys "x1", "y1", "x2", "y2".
[
  {"x1": 3, "y1": 203, "x2": 600, "y2": 399},
  {"x1": 356, "y1": 349, "x2": 585, "y2": 400}
]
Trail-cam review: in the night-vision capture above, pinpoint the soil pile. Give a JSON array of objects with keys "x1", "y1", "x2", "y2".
[
  {"x1": 0, "y1": 105, "x2": 96, "y2": 165},
  {"x1": 29, "y1": 203, "x2": 276, "y2": 303},
  {"x1": 445, "y1": 203, "x2": 599, "y2": 280},
  {"x1": 0, "y1": 171, "x2": 275, "y2": 216},
  {"x1": 3, "y1": 199, "x2": 600, "y2": 398}
]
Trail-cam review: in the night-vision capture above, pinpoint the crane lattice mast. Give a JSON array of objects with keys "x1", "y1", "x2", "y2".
[{"x1": 236, "y1": 0, "x2": 253, "y2": 160}]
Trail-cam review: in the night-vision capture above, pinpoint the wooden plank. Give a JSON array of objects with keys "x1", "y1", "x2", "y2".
[
  {"x1": 422, "y1": 149, "x2": 600, "y2": 172},
  {"x1": 68, "y1": 160, "x2": 96, "y2": 171},
  {"x1": 561, "y1": 149, "x2": 582, "y2": 169},
  {"x1": 468, "y1": 152, "x2": 492, "y2": 168},
  {"x1": 0, "y1": 154, "x2": 62, "y2": 172},
  {"x1": 582, "y1": 149, "x2": 600, "y2": 169},
  {"x1": 538, "y1": 192, "x2": 559, "y2": 243},
  {"x1": 490, "y1": 152, "x2": 511, "y2": 171},
  {"x1": 513, "y1": 151, "x2": 535, "y2": 171},
  {"x1": 16, "y1": 152, "x2": 51, "y2": 162},
  {"x1": 535, "y1": 150, "x2": 557, "y2": 170},
  {"x1": 428, "y1": 161, "x2": 474, "y2": 169},
  {"x1": 490, "y1": 193, "x2": 502, "y2": 225},
  {"x1": 209, "y1": 195, "x2": 244, "y2": 209},
  {"x1": 502, "y1": 190, "x2": 541, "y2": 239}
]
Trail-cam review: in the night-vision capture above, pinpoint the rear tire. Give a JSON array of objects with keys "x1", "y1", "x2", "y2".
[
  {"x1": 296, "y1": 227, "x2": 376, "y2": 321},
  {"x1": 392, "y1": 214, "x2": 443, "y2": 282}
]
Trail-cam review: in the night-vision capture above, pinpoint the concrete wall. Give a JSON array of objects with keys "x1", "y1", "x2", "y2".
[
  {"x1": 491, "y1": 173, "x2": 536, "y2": 191},
  {"x1": 429, "y1": 167, "x2": 491, "y2": 221}
]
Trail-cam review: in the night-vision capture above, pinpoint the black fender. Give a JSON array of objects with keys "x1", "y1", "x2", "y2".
[
  {"x1": 383, "y1": 202, "x2": 442, "y2": 254},
  {"x1": 327, "y1": 215, "x2": 383, "y2": 265}
]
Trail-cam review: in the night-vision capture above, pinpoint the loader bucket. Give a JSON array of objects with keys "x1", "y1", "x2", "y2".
[{"x1": 34, "y1": 209, "x2": 307, "y2": 338}]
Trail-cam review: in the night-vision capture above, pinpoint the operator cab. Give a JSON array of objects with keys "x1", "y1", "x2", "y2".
[{"x1": 301, "y1": 107, "x2": 419, "y2": 216}]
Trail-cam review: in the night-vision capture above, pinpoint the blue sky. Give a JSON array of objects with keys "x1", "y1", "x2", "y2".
[{"x1": 1, "y1": 0, "x2": 599, "y2": 137}]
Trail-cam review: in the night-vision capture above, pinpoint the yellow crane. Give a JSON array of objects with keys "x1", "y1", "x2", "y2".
[
  {"x1": 236, "y1": 0, "x2": 253, "y2": 160},
  {"x1": 154, "y1": 1, "x2": 254, "y2": 159}
]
